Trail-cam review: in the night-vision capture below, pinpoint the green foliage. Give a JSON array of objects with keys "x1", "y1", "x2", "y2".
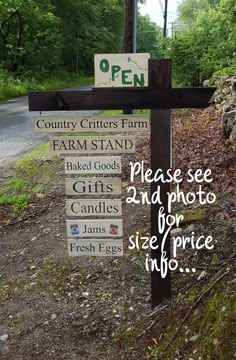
[
  {"x1": 137, "y1": 15, "x2": 162, "y2": 58},
  {"x1": 0, "y1": 0, "x2": 124, "y2": 84},
  {"x1": 169, "y1": 0, "x2": 236, "y2": 85}
]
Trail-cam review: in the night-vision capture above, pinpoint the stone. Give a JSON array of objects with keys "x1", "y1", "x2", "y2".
[
  {"x1": 189, "y1": 334, "x2": 199, "y2": 342},
  {"x1": 223, "y1": 110, "x2": 236, "y2": 137},
  {"x1": 0, "y1": 334, "x2": 8, "y2": 342},
  {"x1": 51, "y1": 314, "x2": 57, "y2": 321},
  {"x1": 170, "y1": 227, "x2": 182, "y2": 235},
  {"x1": 187, "y1": 224, "x2": 195, "y2": 232},
  {"x1": 197, "y1": 270, "x2": 207, "y2": 281}
]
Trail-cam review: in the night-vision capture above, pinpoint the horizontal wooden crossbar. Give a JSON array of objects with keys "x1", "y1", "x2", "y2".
[{"x1": 28, "y1": 87, "x2": 216, "y2": 111}]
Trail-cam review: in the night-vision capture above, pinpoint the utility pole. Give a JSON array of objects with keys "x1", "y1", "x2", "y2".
[
  {"x1": 123, "y1": 0, "x2": 133, "y2": 53},
  {"x1": 123, "y1": 0, "x2": 137, "y2": 53},
  {"x1": 162, "y1": 0, "x2": 168, "y2": 56},
  {"x1": 123, "y1": 0, "x2": 137, "y2": 113},
  {"x1": 163, "y1": 0, "x2": 168, "y2": 38}
]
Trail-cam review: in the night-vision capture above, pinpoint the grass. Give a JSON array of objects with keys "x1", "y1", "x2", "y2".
[
  {"x1": 0, "y1": 143, "x2": 61, "y2": 217},
  {"x1": 100, "y1": 109, "x2": 150, "y2": 115},
  {"x1": 0, "y1": 73, "x2": 94, "y2": 101}
]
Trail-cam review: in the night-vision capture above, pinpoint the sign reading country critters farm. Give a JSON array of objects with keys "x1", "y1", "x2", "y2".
[
  {"x1": 50, "y1": 136, "x2": 135, "y2": 154},
  {"x1": 34, "y1": 115, "x2": 150, "y2": 133},
  {"x1": 95, "y1": 53, "x2": 150, "y2": 87}
]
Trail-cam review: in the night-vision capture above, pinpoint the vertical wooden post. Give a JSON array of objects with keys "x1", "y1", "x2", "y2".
[{"x1": 149, "y1": 59, "x2": 172, "y2": 308}]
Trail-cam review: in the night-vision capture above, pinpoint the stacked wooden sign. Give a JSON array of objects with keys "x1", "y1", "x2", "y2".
[
  {"x1": 34, "y1": 114, "x2": 149, "y2": 257},
  {"x1": 33, "y1": 53, "x2": 151, "y2": 258}
]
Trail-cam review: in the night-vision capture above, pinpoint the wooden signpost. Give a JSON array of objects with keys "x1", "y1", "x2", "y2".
[{"x1": 29, "y1": 56, "x2": 215, "y2": 308}]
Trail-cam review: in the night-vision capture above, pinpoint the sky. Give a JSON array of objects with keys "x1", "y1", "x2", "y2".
[{"x1": 139, "y1": 0, "x2": 180, "y2": 31}]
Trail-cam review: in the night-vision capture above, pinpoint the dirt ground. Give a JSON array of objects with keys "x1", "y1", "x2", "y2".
[{"x1": 0, "y1": 108, "x2": 235, "y2": 360}]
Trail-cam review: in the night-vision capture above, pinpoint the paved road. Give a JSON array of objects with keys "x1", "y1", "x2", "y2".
[{"x1": 0, "y1": 86, "x2": 97, "y2": 166}]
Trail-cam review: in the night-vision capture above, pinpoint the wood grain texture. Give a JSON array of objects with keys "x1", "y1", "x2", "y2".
[{"x1": 29, "y1": 87, "x2": 216, "y2": 111}]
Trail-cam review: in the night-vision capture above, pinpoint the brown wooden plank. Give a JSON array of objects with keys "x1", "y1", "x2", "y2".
[
  {"x1": 28, "y1": 87, "x2": 216, "y2": 111},
  {"x1": 150, "y1": 59, "x2": 172, "y2": 308}
]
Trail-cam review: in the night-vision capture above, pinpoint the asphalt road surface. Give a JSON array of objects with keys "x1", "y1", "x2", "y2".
[{"x1": 0, "y1": 86, "x2": 97, "y2": 166}]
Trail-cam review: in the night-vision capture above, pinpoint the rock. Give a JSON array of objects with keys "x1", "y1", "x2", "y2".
[
  {"x1": 189, "y1": 334, "x2": 199, "y2": 342},
  {"x1": 187, "y1": 224, "x2": 195, "y2": 232},
  {"x1": 197, "y1": 270, "x2": 207, "y2": 281},
  {"x1": 51, "y1": 313, "x2": 57, "y2": 321},
  {"x1": 170, "y1": 227, "x2": 182, "y2": 235},
  {"x1": 223, "y1": 110, "x2": 236, "y2": 137},
  {"x1": 0, "y1": 334, "x2": 8, "y2": 342}
]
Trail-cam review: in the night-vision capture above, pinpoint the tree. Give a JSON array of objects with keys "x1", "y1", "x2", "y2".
[
  {"x1": 0, "y1": 0, "x2": 62, "y2": 75},
  {"x1": 169, "y1": 0, "x2": 236, "y2": 85},
  {"x1": 137, "y1": 15, "x2": 162, "y2": 58}
]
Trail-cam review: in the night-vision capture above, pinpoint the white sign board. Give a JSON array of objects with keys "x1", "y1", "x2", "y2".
[
  {"x1": 65, "y1": 177, "x2": 122, "y2": 196},
  {"x1": 50, "y1": 136, "x2": 135, "y2": 154},
  {"x1": 95, "y1": 53, "x2": 150, "y2": 87},
  {"x1": 68, "y1": 239, "x2": 123, "y2": 257},
  {"x1": 66, "y1": 199, "x2": 122, "y2": 217},
  {"x1": 64, "y1": 157, "x2": 121, "y2": 175},
  {"x1": 34, "y1": 115, "x2": 150, "y2": 133},
  {"x1": 67, "y1": 219, "x2": 123, "y2": 238}
]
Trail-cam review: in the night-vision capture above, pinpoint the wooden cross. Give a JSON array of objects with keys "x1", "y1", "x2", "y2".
[{"x1": 29, "y1": 59, "x2": 215, "y2": 308}]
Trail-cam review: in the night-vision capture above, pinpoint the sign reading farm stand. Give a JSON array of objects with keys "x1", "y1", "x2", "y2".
[
  {"x1": 50, "y1": 136, "x2": 136, "y2": 154},
  {"x1": 94, "y1": 53, "x2": 150, "y2": 87}
]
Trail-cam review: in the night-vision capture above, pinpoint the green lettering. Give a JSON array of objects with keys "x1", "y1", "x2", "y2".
[
  {"x1": 134, "y1": 73, "x2": 145, "y2": 87},
  {"x1": 111, "y1": 65, "x2": 121, "y2": 81},
  {"x1": 122, "y1": 70, "x2": 132, "y2": 85},
  {"x1": 100, "y1": 59, "x2": 109, "y2": 73}
]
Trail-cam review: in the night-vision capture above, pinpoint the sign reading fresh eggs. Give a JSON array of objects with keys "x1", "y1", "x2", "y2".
[{"x1": 95, "y1": 53, "x2": 150, "y2": 87}]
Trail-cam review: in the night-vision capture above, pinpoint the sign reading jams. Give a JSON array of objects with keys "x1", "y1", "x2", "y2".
[{"x1": 67, "y1": 219, "x2": 123, "y2": 238}]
